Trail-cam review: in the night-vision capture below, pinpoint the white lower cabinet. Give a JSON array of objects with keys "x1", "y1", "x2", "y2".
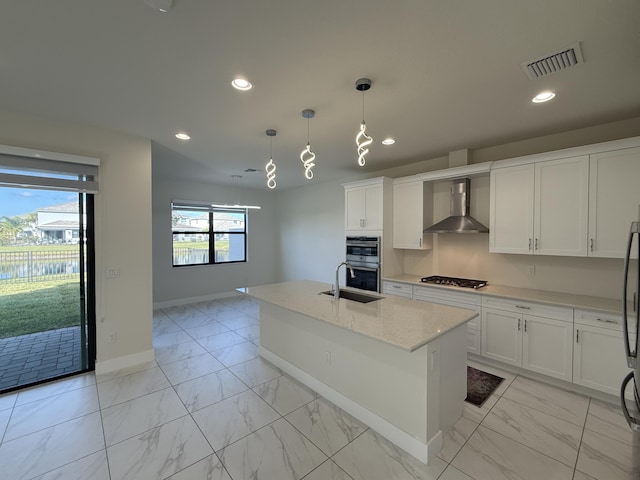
[
  {"x1": 481, "y1": 297, "x2": 573, "y2": 382},
  {"x1": 381, "y1": 281, "x2": 413, "y2": 299},
  {"x1": 413, "y1": 285, "x2": 482, "y2": 355},
  {"x1": 573, "y1": 309, "x2": 634, "y2": 397},
  {"x1": 481, "y1": 308, "x2": 521, "y2": 366},
  {"x1": 521, "y1": 315, "x2": 573, "y2": 381},
  {"x1": 381, "y1": 281, "x2": 632, "y2": 396}
]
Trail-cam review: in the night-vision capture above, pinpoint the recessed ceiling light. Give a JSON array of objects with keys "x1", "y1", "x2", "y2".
[
  {"x1": 231, "y1": 78, "x2": 252, "y2": 91},
  {"x1": 175, "y1": 132, "x2": 191, "y2": 140},
  {"x1": 532, "y1": 91, "x2": 556, "y2": 103},
  {"x1": 381, "y1": 138, "x2": 396, "y2": 145}
]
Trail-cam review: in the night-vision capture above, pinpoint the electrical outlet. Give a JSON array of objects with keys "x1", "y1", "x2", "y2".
[
  {"x1": 107, "y1": 332, "x2": 117, "y2": 343},
  {"x1": 325, "y1": 351, "x2": 331, "y2": 365},
  {"x1": 527, "y1": 265, "x2": 536, "y2": 275}
]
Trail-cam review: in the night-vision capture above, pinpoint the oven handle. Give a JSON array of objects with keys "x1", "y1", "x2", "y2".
[
  {"x1": 350, "y1": 265, "x2": 379, "y2": 272},
  {"x1": 346, "y1": 243, "x2": 379, "y2": 248}
]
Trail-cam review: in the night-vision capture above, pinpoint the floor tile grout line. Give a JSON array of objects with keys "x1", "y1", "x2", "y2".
[
  {"x1": 165, "y1": 383, "x2": 235, "y2": 480},
  {"x1": 0, "y1": 397, "x2": 17, "y2": 445},
  {"x1": 2, "y1": 392, "x2": 102, "y2": 445},
  {"x1": 95, "y1": 380, "x2": 114, "y2": 480},
  {"x1": 497, "y1": 377, "x2": 590, "y2": 429},
  {"x1": 477, "y1": 372, "x2": 584, "y2": 472},
  {"x1": 477, "y1": 419, "x2": 581, "y2": 470},
  {"x1": 277, "y1": 398, "x2": 339, "y2": 458},
  {"x1": 442, "y1": 413, "x2": 482, "y2": 469},
  {"x1": 572, "y1": 397, "x2": 591, "y2": 479}
]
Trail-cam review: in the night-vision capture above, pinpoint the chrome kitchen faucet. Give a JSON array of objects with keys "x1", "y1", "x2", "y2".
[{"x1": 334, "y1": 261, "x2": 355, "y2": 299}]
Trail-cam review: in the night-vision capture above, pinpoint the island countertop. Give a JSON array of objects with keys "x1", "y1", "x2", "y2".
[{"x1": 239, "y1": 280, "x2": 478, "y2": 352}]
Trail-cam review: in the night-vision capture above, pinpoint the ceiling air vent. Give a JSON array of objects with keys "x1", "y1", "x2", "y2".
[{"x1": 521, "y1": 42, "x2": 584, "y2": 80}]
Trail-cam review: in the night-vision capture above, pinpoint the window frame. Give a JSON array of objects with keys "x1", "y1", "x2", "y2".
[{"x1": 171, "y1": 203, "x2": 247, "y2": 267}]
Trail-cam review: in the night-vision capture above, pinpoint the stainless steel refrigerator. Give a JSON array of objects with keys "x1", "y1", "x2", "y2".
[{"x1": 621, "y1": 221, "x2": 640, "y2": 474}]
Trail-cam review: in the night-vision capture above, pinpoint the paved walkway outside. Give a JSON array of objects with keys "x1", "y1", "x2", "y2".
[{"x1": 0, "y1": 326, "x2": 82, "y2": 391}]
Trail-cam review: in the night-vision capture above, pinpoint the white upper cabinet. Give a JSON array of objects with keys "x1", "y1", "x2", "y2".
[
  {"x1": 534, "y1": 155, "x2": 589, "y2": 256},
  {"x1": 343, "y1": 177, "x2": 391, "y2": 233},
  {"x1": 588, "y1": 146, "x2": 640, "y2": 258},
  {"x1": 489, "y1": 163, "x2": 534, "y2": 254},
  {"x1": 490, "y1": 155, "x2": 589, "y2": 256},
  {"x1": 392, "y1": 178, "x2": 433, "y2": 249}
]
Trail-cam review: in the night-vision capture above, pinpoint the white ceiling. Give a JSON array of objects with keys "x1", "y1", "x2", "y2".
[{"x1": 2, "y1": 0, "x2": 640, "y2": 189}]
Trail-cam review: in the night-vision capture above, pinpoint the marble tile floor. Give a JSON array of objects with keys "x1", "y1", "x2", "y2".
[{"x1": 0, "y1": 295, "x2": 637, "y2": 479}]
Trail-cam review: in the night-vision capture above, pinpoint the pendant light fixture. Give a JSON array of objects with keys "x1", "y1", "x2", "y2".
[
  {"x1": 299, "y1": 109, "x2": 316, "y2": 179},
  {"x1": 355, "y1": 78, "x2": 373, "y2": 167},
  {"x1": 211, "y1": 175, "x2": 261, "y2": 209},
  {"x1": 265, "y1": 129, "x2": 277, "y2": 190}
]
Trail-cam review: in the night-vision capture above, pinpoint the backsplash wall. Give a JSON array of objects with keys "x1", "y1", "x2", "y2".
[{"x1": 402, "y1": 234, "x2": 624, "y2": 299}]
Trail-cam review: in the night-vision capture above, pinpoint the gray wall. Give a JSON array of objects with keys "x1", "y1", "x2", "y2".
[
  {"x1": 152, "y1": 176, "x2": 279, "y2": 304},
  {"x1": 0, "y1": 110, "x2": 154, "y2": 371},
  {"x1": 152, "y1": 116, "x2": 640, "y2": 306}
]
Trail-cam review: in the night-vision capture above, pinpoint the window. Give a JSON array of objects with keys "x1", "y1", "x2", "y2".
[{"x1": 171, "y1": 202, "x2": 247, "y2": 266}]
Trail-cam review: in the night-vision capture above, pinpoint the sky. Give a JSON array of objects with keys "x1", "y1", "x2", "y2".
[{"x1": 0, "y1": 187, "x2": 78, "y2": 218}]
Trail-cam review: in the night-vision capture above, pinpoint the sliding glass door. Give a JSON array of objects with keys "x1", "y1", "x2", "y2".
[{"x1": 0, "y1": 153, "x2": 97, "y2": 393}]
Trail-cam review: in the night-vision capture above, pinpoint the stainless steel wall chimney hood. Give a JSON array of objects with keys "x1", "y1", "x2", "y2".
[{"x1": 423, "y1": 178, "x2": 489, "y2": 233}]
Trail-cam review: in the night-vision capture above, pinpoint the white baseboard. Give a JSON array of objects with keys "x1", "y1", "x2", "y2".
[
  {"x1": 467, "y1": 353, "x2": 622, "y2": 405},
  {"x1": 153, "y1": 291, "x2": 241, "y2": 309},
  {"x1": 259, "y1": 346, "x2": 440, "y2": 465},
  {"x1": 95, "y1": 349, "x2": 155, "y2": 375}
]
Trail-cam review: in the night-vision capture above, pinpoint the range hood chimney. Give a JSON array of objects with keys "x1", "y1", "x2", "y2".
[{"x1": 423, "y1": 177, "x2": 489, "y2": 234}]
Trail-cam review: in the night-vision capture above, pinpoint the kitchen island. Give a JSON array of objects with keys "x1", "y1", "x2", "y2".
[{"x1": 240, "y1": 280, "x2": 478, "y2": 464}]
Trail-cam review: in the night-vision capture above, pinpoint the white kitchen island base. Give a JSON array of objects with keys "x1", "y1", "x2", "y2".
[{"x1": 258, "y1": 300, "x2": 468, "y2": 464}]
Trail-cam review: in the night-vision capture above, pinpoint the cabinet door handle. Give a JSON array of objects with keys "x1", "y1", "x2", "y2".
[
  {"x1": 596, "y1": 317, "x2": 618, "y2": 324},
  {"x1": 528, "y1": 238, "x2": 532, "y2": 251},
  {"x1": 576, "y1": 329, "x2": 579, "y2": 343},
  {"x1": 518, "y1": 318, "x2": 521, "y2": 331},
  {"x1": 535, "y1": 238, "x2": 539, "y2": 250},
  {"x1": 590, "y1": 238, "x2": 594, "y2": 252},
  {"x1": 392, "y1": 285, "x2": 402, "y2": 289},
  {"x1": 515, "y1": 305, "x2": 531, "y2": 310},
  {"x1": 524, "y1": 319, "x2": 528, "y2": 332},
  {"x1": 419, "y1": 238, "x2": 422, "y2": 247}
]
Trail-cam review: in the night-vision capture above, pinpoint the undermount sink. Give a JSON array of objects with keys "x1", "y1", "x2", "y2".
[{"x1": 320, "y1": 290, "x2": 382, "y2": 303}]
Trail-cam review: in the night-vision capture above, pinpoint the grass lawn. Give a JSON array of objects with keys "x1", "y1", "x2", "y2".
[{"x1": 0, "y1": 280, "x2": 81, "y2": 339}]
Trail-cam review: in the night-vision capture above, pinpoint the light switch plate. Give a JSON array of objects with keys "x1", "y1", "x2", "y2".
[{"x1": 106, "y1": 267, "x2": 120, "y2": 278}]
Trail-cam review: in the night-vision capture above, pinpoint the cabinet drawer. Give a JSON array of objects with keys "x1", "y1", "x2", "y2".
[
  {"x1": 382, "y1": 281, "x2": 413, "y2": 298},
  {"x1": 481, "y1": 296, "x2": 573, "y2": 322},
  {"x1": 574, "y1": 308, "x2": 635, "y2": 332},
  {"x1": 414, "y1": 285, "x2": 481, "y2": 328},
  {"x1": 413, "y1": 285, "x2": 481, "y2": 307}
]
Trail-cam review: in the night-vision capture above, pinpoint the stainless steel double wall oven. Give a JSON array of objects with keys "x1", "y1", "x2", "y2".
[{"x1": 345, "y1": 236, "x2": 381, "y2": 292}]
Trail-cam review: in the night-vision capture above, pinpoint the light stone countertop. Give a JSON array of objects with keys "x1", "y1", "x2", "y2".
[
  {"x1": 383, "y1": 274, "x2": 624, "y2": 314},
  {"x1": 239, "y1": 280, "x2": 478, "y2": 352}
]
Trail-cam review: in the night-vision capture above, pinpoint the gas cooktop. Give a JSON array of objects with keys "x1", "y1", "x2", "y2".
[{"x1": 420, "y1": 275, "x2": 488, "y2": 290}]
